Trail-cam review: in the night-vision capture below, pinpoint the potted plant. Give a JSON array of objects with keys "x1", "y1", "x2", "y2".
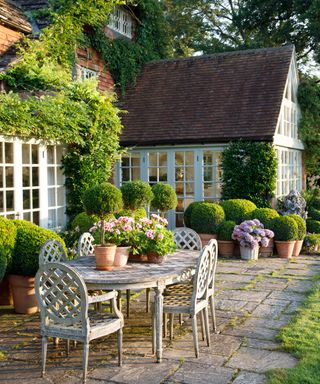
[
  {"x1": 270, "y1": 216, "x2": 298, "y2": 258},
  {"x1": 232, "y1": 219, "x2": 274, "y2": 261},
  {"x1": 83, "y1": 183, "x2": 123, "y2": 271},
  {"x1": 220, "y1": 199, "x2": 257, "y2": 224},
  {"x1": 183, "y1": 201, "x2": 203, "y2": 227},
  {"x1": 287, "y1": 214, "x2": 306, "y2": 256},
  {"x1": 189, "y1": 202, "x2": 225, "y2": 245},
  {"x1": 8, "y1": 220, "x2": 67, "y2": 314},
  {"x1": 217, "y1": 221, "x2": 236, "y2": 257},
  {"x1": 121, "y1": 180, "x2": 153, "y2": 216},
  {"x1": 151, "y1": 183, "x2": 178, "y2": 217},
  {"x1": 304, "y1": 233, "x2": 320, "y2": 253}
]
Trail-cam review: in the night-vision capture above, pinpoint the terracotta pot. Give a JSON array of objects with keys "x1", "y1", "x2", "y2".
[
  {"x1": 147, "y1": 252, "x2": 167, "y2": 264},
  {"x1": 292, "y1": 240, "x2": 304, "y2": 257},
  {"x1": 114, "y1": 246, "x2": 130, "y2": 267},
  {"x1": 0, "y1": 276, "x2": 13, "y2": 306},
  {"x1": 199, "y1": 233, "x2": 218, "y2": 246},
  {"x1": 240, "y1": 246, "x2": 259, "y2": 261},
  {"x1": 275, "y1": 240, "x2": 295, "y2": 259},
  {"x1": 217, "y1": 240, "x2": 234, "y2": 257},
  {"x1": 95, "y1": 244, "x2": 116, "y2": 271},
  {"x1": 8, "y1": 275, "x2": 38, "y2": 314},
  {"x1": 128, "y1": 253, "x2": 148, "y2": 262},
  {"x1": 259, "y1": 238, "x2": 274, "y2": 257}
]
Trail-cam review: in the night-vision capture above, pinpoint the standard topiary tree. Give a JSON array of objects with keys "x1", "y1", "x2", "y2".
[
  {"x1": 183, "y1": 201, "x2": 203, "y2": 227},
  {"x1": 71, "y1": 212, "x2": 100, "y2": 233},
  {"x1": 151, "y1": 183, "x2": 178, "y2": 216},
  {"x1": 120, "y1": 181, "x2": 153, "y2": 215},
  {"x1": 190, "y1": 202, "x2": 225, "y2": 234},
  {"x1": 0, "y1": 217, "x2": 17, "y2": 281},
  {"x1": 83, "y1": 182, "x2": 123, "y2": 245},
  {"x1": 270, "y1": 216, "x2": 298, "y2": 241},
  {"x1": 217, "y1": 221, "x2": 236, "y2": 241},
  {"x1": 220, "y1": 199, "x2": 257, "y2": 224},
  {"x1": 247, "y1": 208, "x2": 279, "y2": 228},
  {"x1": 287, "y1": 214, "x2": 306, "y2": 240},
  {"x1": 306, "y1": 219, "x2": 320, "y2": 234}
]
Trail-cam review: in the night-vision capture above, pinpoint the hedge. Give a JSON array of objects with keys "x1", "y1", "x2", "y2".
[
  {"x1": 220, "y1": 199, "x2": 257, "y2": 224},
  {"x1": 190, "y1": 202, "x2": 225, "y2": 234}
]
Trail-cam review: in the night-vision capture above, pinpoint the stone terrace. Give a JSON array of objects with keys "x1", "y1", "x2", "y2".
[{"x1": 0, "y1": 254, "x2": 319, "y2": 384}]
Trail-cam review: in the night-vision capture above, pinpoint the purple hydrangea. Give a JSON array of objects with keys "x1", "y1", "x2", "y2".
[{"x1": 232, "y1": 219, "x2": 274, "y2": 249}]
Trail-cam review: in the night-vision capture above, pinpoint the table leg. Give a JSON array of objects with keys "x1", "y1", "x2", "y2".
[{"x1": 154, "y1": 284, "x2": 165, "y2": 363}]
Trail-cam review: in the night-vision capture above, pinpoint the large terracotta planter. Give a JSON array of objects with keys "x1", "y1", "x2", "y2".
[
  {"x1": 240, "y1": 246, "x2": 259, "y2": 261},
  {"x1": 259, "y1": 238, "x2": 274, "y2": 257},
  {"x1": 114, "y1": 246, "x2": 130, "y2": 267},
  {"x1": 0, "y1": 276, "x2": 13, "y2": 306},
  {"x1": 275, "y1": 240, "x2": 295, "y2": 259},
  {"x1": 292, "y1": 240, "x2": 304, "y2": 257},
  {"x1": 8, "y1": 275, "x2": 38, "y2": 314},
  {"x1": 147, "y1": 252, "x2": 167, "y2": 264},
  {"x1": 217, "y1": 240, "x2": 234, "y2": 257},
  {"x1": 95, "y1": 244, "x2": 116, "y2": 271},
  {"x1": 199, "y1": 233, "x2": 217, "y2": 246}
]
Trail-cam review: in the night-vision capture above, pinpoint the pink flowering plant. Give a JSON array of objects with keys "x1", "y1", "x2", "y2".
[{"x1": 232, "y1": 219, "x2": 274, "y2": 249}]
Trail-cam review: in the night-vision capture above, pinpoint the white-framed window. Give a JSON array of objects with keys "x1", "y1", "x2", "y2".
[
  {"x1": 120, "y1": 153, "x2": 140, "y2": 183},
  {"x1": 108, "y1": 7, "x2": 133, "y2": 38},
  {"x1": 148, "y1": 152, "x2": 167, "y2": 185},
  {"x1": 203, "y1": 151, "x2": 222, "y2": 201},
  {"x1": 80, "y1": 66, "x2": 97, "y2": 81},
  {"x1": 0, "y1": 142, "x2": 15, "y2": 219}
]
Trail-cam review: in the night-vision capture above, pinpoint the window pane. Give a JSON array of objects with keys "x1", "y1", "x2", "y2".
[
  {"x1": 159, "y1": 153, "x2": 167, "y2": 167},
  {"x1": 33, "y1": 190, "x2": 39, "y2": 209},
  {"x1": 48, "y1": 209, "x2": 56, "y2": 228},
  {"x1": 23, "y1": 212, "x2": 31, "y2": 222},
  {"x1": 23, "y1": 190, "x2": 31, "y2": 209},
  {"x1": 48, "y1": 188, "x2": 56, "y2": 207},
  {"x1": 5, "y1": 143, "x2": 13, "y2": 163},
  {"x1": 32, "y1": 168, "x2": 39, "y2": 187},
  {"x1": 186, "y1": 182, "x2": 194, "y2": 194},
  {"x1": 0, "y1": 192, "x2": 3, "y2": 212},
  {"x1": 122, "y1": 168, "x2": 130, "y2": 182},
  {"x1": 57, "y1": 207, "x2": 65, "y2": 227},
  {"x1": 48, "y1": 168, "x2": 55, "y2": 185},
  {"x1": 185, "y1": 152, "x2": 193, "y2": 166},
  {"x1": 149, "y1": 167, "x2": 157, "y2": 182},
  {"x1": 33, "y1": 211, "x2": 40, "y2": 226},
  {"x1": 131, "y1": 155, "x2": 140, "y2": 167},
  {"x1": 32, "y1": 145, "x2": 38, "y2": 164},
  {"x1": 0, "y1": 144, "x2": 2, "y2": 163},
  {"x1": 23, "y1": 168, "x2": 30, "y2": 187},
  {"x1": 149, "y1": 153, "x2": 157, "y2": 167},
  {"x1": 121, "y1": 157, "x2": 130, "y2": 167},
  {"x1": 132, "y1": 167, "x2": 140, "y2": 180},
  {"x1": 22, "y1": 144, "x2": 30, "y2": 164},
  {"x1": 5, "y1": 167, "x2": 13, "y2": 188},
  {"x1": 176, "y1": 198, "x2": 184, "y2": 212},
  {"x1": 57, "y1": 187, "x2": 65, "y2": 206},
  {"x1": 57, "y1": 168, "x2": 64, "y2": 185},
  {"x1": 47, "y1": 146, "x2": 54, "y2": 164},
  {"x1": 176, "y1": 182, "x2": 184, "y2": 195},
  {"x1": 0, "y1": 169, "x2": 2, "y2": 188},
  {"x1": 159, "y1": 168, "x2": 167, "y2": 182},
  {"x1": 185, "y1": 167, "x2": 194, "y2": 180},
  {"x1": 6, "y1": 191, "x2": 14, "y2": 210},
  {"x1": 56, "y1": 146, "x2": 64, "y2": 163},
  {"x1": 175, "y1": 152, "x2": 183, "y2": 166}
]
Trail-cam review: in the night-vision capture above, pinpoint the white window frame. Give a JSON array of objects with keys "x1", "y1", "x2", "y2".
[
  {"x1": 108, "y1": 7, "x2": 133, "y2": 39},
  {"x1": 79, "y1": 66, "x2": 98, "y2": 81}
]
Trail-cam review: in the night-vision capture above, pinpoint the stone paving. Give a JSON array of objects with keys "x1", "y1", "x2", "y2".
[{"x1": 0, "y1": 254, "x2": 320, "y2": 384}]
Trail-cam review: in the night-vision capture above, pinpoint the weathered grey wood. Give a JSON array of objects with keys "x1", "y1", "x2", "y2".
[
  {"x1": 173, "y1": 227, "x2": 202, "y2": 251},
  {"x1": 39, "y1": 239, "x2": 67, "y2": 265},
  {"x1": 35, "y1": 262, "x2": 124, "y2": 384},
  {"x1": 78, "y1": 232, "x2": 95, "y2": 257},
  {"x1": 207, "y1": 239, "x2": 218, "y2": 333}
]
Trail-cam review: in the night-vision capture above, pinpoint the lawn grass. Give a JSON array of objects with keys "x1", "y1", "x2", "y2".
[{"x1": 267, "y1": 275, "x2": 320, "y2": 384}]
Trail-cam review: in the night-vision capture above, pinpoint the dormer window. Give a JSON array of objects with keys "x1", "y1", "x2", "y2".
[
  {"x1": 80, "y1": 66, "x2": 97, "y2": 81},
  {"x1": 108, "y1": 7, "x2": 133, "y2": 39}
]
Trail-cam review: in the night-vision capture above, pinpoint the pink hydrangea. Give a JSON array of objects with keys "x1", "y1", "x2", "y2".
[{"x1": 146, "y1": 230, "x2": 155, "y2": 239}]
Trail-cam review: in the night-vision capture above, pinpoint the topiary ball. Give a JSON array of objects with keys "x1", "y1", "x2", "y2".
[
  {"x1": 71, "y1": 212, "x2": 100, "y2": 233},
  {"x1": 190, "y1": 202, "x2": 225, "y2": 234},
  {"x1": 270, "y1": 216, "x2": 298, "y2": 241},
  {"x1": 151, "y1": 183, "x2": 177, "y2": 213},
  {"x1": 217, "y1": 221, "x2": 236, "y2": 241},
  {"x1": 120, "y1": 181, "x2": 153, "y2": 211},
  {"x1": 306, "y1": 219, "x2": 320, "y2": 234},
  {"x1": 0, "y1": 217, "x2": 17, "y2": 274},
  {"x1": 183, "y1": 201, "x2": 203, "y2": 227},
  {"x1": 0, "y1": 253, "x2": 7, "y2": 282},
  {"x1": 220, "y1": 199, "x2": 257, "y2": 224},
  {"x1": 247, "y1": 208, "x2": 279, "y2": 228},
  {"x1": 287, "y1": 214, "x2": 306, "y2": 240}
]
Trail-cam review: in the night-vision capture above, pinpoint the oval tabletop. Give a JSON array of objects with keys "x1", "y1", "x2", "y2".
[{"x1": 66, "y1": 249, "x2": 199, "y2": 290}]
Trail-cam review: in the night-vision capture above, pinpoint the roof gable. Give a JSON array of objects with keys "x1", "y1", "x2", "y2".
[{"x1": 0, "y1": 0, "x2": 32, "y2": 33}]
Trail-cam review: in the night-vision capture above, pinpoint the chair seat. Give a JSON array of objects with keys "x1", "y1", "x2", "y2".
[
  {"x1": 164, "y1": 283, "x2": 193, "y2": 296},
  {"x1": 162, "y1": 294, "x2": 207, "y2": 314}
]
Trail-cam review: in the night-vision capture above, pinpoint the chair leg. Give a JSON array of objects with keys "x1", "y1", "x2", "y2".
[
  {"x1": 200, "y1": 310, "x2": 205, "y2": 341},
  {"x1": 210, "y1": 295, "x2": 217, "y2": 333},
  {"x1": 83, "y1": 342, "x2": 89, "y2": 384},
  {"x1": 191, "y1": 315, "x2": 199, "y2": 358},
  {"x1": 163, "y1": 313, "x2": 168, "y2": 338},
  {"x1": 204, "y1": 308, "x2": 210, "y2": 347},
  {"x1": 126, "y1": 289, "x2": 130, "y2": 318},
  {"x1": 41, "y1": 336, "x2": 48, "y2": 377},
  {"x1": 152, "y1": 311, "x2": 156, "y2": 354},
  {"x1": 146, "y1": 288, "x2": 150, "y2": 313},
  {"x1": 117, "y1": 290, "x2": 122, "y2": 312},
  {"x1": 66, "y1": 339, "x2": 70, "y2": 356},
  {"x1": 118, "y1": 328, "x2": 123, "y2": 367},
  {"x1": 179, "y1": 314, "x2": 183, "y2": 325},
  {"x1": 169, "y1": 313, "x2": 174, "y2": 341}
]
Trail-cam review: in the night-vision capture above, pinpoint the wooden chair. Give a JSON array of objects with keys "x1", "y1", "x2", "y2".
[
  {"x1": 39, "y1": 239, "x2": 67, "y2": 265},
  {"x1": 35, "y1": 262, "x2": 124, "y2": 384},
  {"x1": 152, "y1": 244, "x2": 213, "y2": 358},
  {"x1": 78, "y1": 232, "x2": 95, "y2": 257},
  {"x1": 173, "y1": 227, "x2": 202, "y2": 251}
]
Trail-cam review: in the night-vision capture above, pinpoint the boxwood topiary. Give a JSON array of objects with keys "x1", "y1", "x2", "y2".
[
  {"x1": 0, "y1": 253, "x2": 7, "y2": 282},
  {"x1": 217, "y1": 221, "x2": 236, "y2": 241},
  {"x1": 287, "y1": 214, "x2": 306, "y2": 240},
  {"x1": 270, "y1": 216, "x2": 298, "y2": 241},
  {"x1": 306, "y1": 219, "x2": 320, "y2": 234},
  {"x1": 308, "y1": 207, "x2": 320, "y2": 221},
  {"x1": 183, "y1": 201, "x2": 203, "y2": 227},
  {"x1": 312, "y1": 197, "x2": 320, "y2": 210},
  {"x1": 0, "y1": 217, "x2": 17, "y2": 276},
  {"x1": 10, "y1": 220, "x2": 67, "y2": 276},
  {"x1": 71, "y1": 212, "x2": 100, "y2": 233},
  {"x1": 151, "y1": 183, "x2": 178, "y2": 214},
  {"x1": 220, "y1": 199, "x2": 257, "y2": 224},
  {"x1": 120, "y1": 181, "x2": 153, "y2": 213},
  {"x1": 116, "y1": 208, "x2": 147, "y2": 221},
  {"x1": 190, "y1": 202, "x2": 225, "y2": 234},
  {"x1": 246, "y1": 208, "x2": 279, "y2": 228}
]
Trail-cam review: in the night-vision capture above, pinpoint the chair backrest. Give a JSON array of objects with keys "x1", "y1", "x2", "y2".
[
  {"x1": 39, "y1": 239, "x2": 67, "y2": 266},
  {"x1": 207, "y1": 239, "x2": 218, "y2": 292},
  {"x1": 78, "y1": 232, "x2": 95, "y2": 257},
  {"x1": 35, "y1": 262, "x2": 88, "y2": 328},
  {"x1": 173, "y1": 227, "x2": 202, "y2": 250}
]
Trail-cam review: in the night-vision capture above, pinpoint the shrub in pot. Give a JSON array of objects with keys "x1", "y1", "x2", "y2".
[
  {"x1": 304, "y1": 234, "x2": 320, "y2": 253},
  {"x1": 83, "y1": 182, "x2": 123, "y2": 270},
  {"x1": 217, "y1": 221, "x2": 236, "y2": 257},
  {"x1": 287, "y1": 214, "x2": 306, "y2": 256},
  {"x1": 220, "y1": 199, "x2": 257, "y2": 224},
  {"x1": 190, "y1": 202, "x2": 225, "y2": 245},
  {"x1": 270, "y1": 216, "x2": 298, "y2": 258},
  {"x1": 183, "y1": 201, "x2": 203, "y2": 227},
  {"x1": 121, "y1": 181, "x2": 153, "y2": 216},
  {"x1": 306, "y1": 219, "x2": 320, "y2": 234},
  {"x1": 151, "y1": 183, "x2": 177, "y2": 217},
  {"x1": 308, "y1": 207, "x2": 320, "y2": 221},
  {"x1": 9, "y1": 220, "x2": 66, "y2": 314}
]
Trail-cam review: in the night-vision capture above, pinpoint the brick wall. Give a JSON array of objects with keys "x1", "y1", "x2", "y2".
[
  {"x1": 0, "y1": 25, "x2": 22, "y2": 54},
  {"x1": 76, "y1": 47, "x2": 114, "y2": 91}
]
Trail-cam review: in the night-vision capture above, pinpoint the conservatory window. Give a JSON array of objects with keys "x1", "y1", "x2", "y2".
[
  {"x1": 275, "y1": 148, "x2": 302, "y2": 197},
  {"x1": 0, "y1": 142, "x2": 15, "y2": 219},
  {"x1": 148, "y1": 152, "x2": 167, "y2": 185},
  {"x1": 108, "y1": 7, "x2": 133, "y2": 38},
  {"x1": 79, "y1": 66, "x2": 97, "y2": 81},
  {"x1": 202, "y1": 151, "x2": 222, "y2": 200},
  {"x1": 121, "y1": 153, "x2": 140, "y2": 183}
]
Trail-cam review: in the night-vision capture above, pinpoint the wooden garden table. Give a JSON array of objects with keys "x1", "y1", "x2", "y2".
[{"x1": 66, "y1": 249, "x2": 199, "y2": 362}]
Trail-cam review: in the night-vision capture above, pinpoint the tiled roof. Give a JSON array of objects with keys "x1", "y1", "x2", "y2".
[
  {"x1": 120, "y1": 46, "x2": 294, "y2": 146},
  {"x1": 0, "y1": 0, "x2": 32, "y2": 33},
  {"x1": 13, "y1": 0, "x2": 50, "y2": 29}
]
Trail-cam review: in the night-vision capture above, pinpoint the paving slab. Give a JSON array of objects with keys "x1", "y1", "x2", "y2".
[{"x1": 232, "y1": 371, "x2": 267, "y2": 384}]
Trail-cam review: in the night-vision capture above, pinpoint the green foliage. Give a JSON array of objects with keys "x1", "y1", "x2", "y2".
[
  {"x1": 270, "y1": 216, "x2": 298, "y2": 241},
  {"x1": 0, "y1": 217, "x2": 17, "y2": 276},
  {"x1": 306, "y1": 219, "x2": 320, "y2": 234},
  {"x1": 11, "y1": 220, "x2": 67, "y2": 276},
  {"x1": 71, "y1": 212, "x2": 99, "y2": 233},
  {"x1": 151, "y1": 183, "x2": 178, "y2": 213},
  {"x1": 287, "y1": 214, "x2": 306, "y2": 240},
  {"x1": 189, "y1": 202, "x2": 225, "y2": 234},
  {"x1": 183, "y1": 201, "x2": 203, "y2": 228},
  {"x1": 120, "y1": 181, "x2": 153, "y2": 212},
  {"x1": 220, "y1": 199, "x2": 257, "y2": 224},
  {"x1": 217, "y1": 221, "x2": 236, "y2": 241},
  {"x1": 116, "y1": 208, "x2": 147, "y2": 221},
  {"x1": 308, "y1": 207, "x2": 320, "y2": 221},
  {"x1": 0, "y1": 254, "x2": 7, "y2": 282},
  {"x1": 247, "y1": 208, "x2": 279, "y2": 229},
  {"x1": 304, "y1": 233, "x2": 320, "y2": 253},
  {"x1": 221, "y1": 141, "x2": 277, "y2": 207}
]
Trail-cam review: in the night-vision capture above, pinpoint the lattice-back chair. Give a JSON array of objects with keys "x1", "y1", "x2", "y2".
[
  {"x1": 173, "y1": 227, "x2": 202, "y2": 251},
  {"x1": 39, "y1": 239, "x2": 67, "y2": 265},
  {"x1": 78, "y1": 232, "x2": 95, "y2": 257},
  {"x1": 152, "y1": 244, "x2": 213, "y2": 358},
  {"x1": 35, "y1": 262, "x2": 123, "y2": 384},
  {"x1": 206, "y1": 239, "x2": 218, "y2": 333}
]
